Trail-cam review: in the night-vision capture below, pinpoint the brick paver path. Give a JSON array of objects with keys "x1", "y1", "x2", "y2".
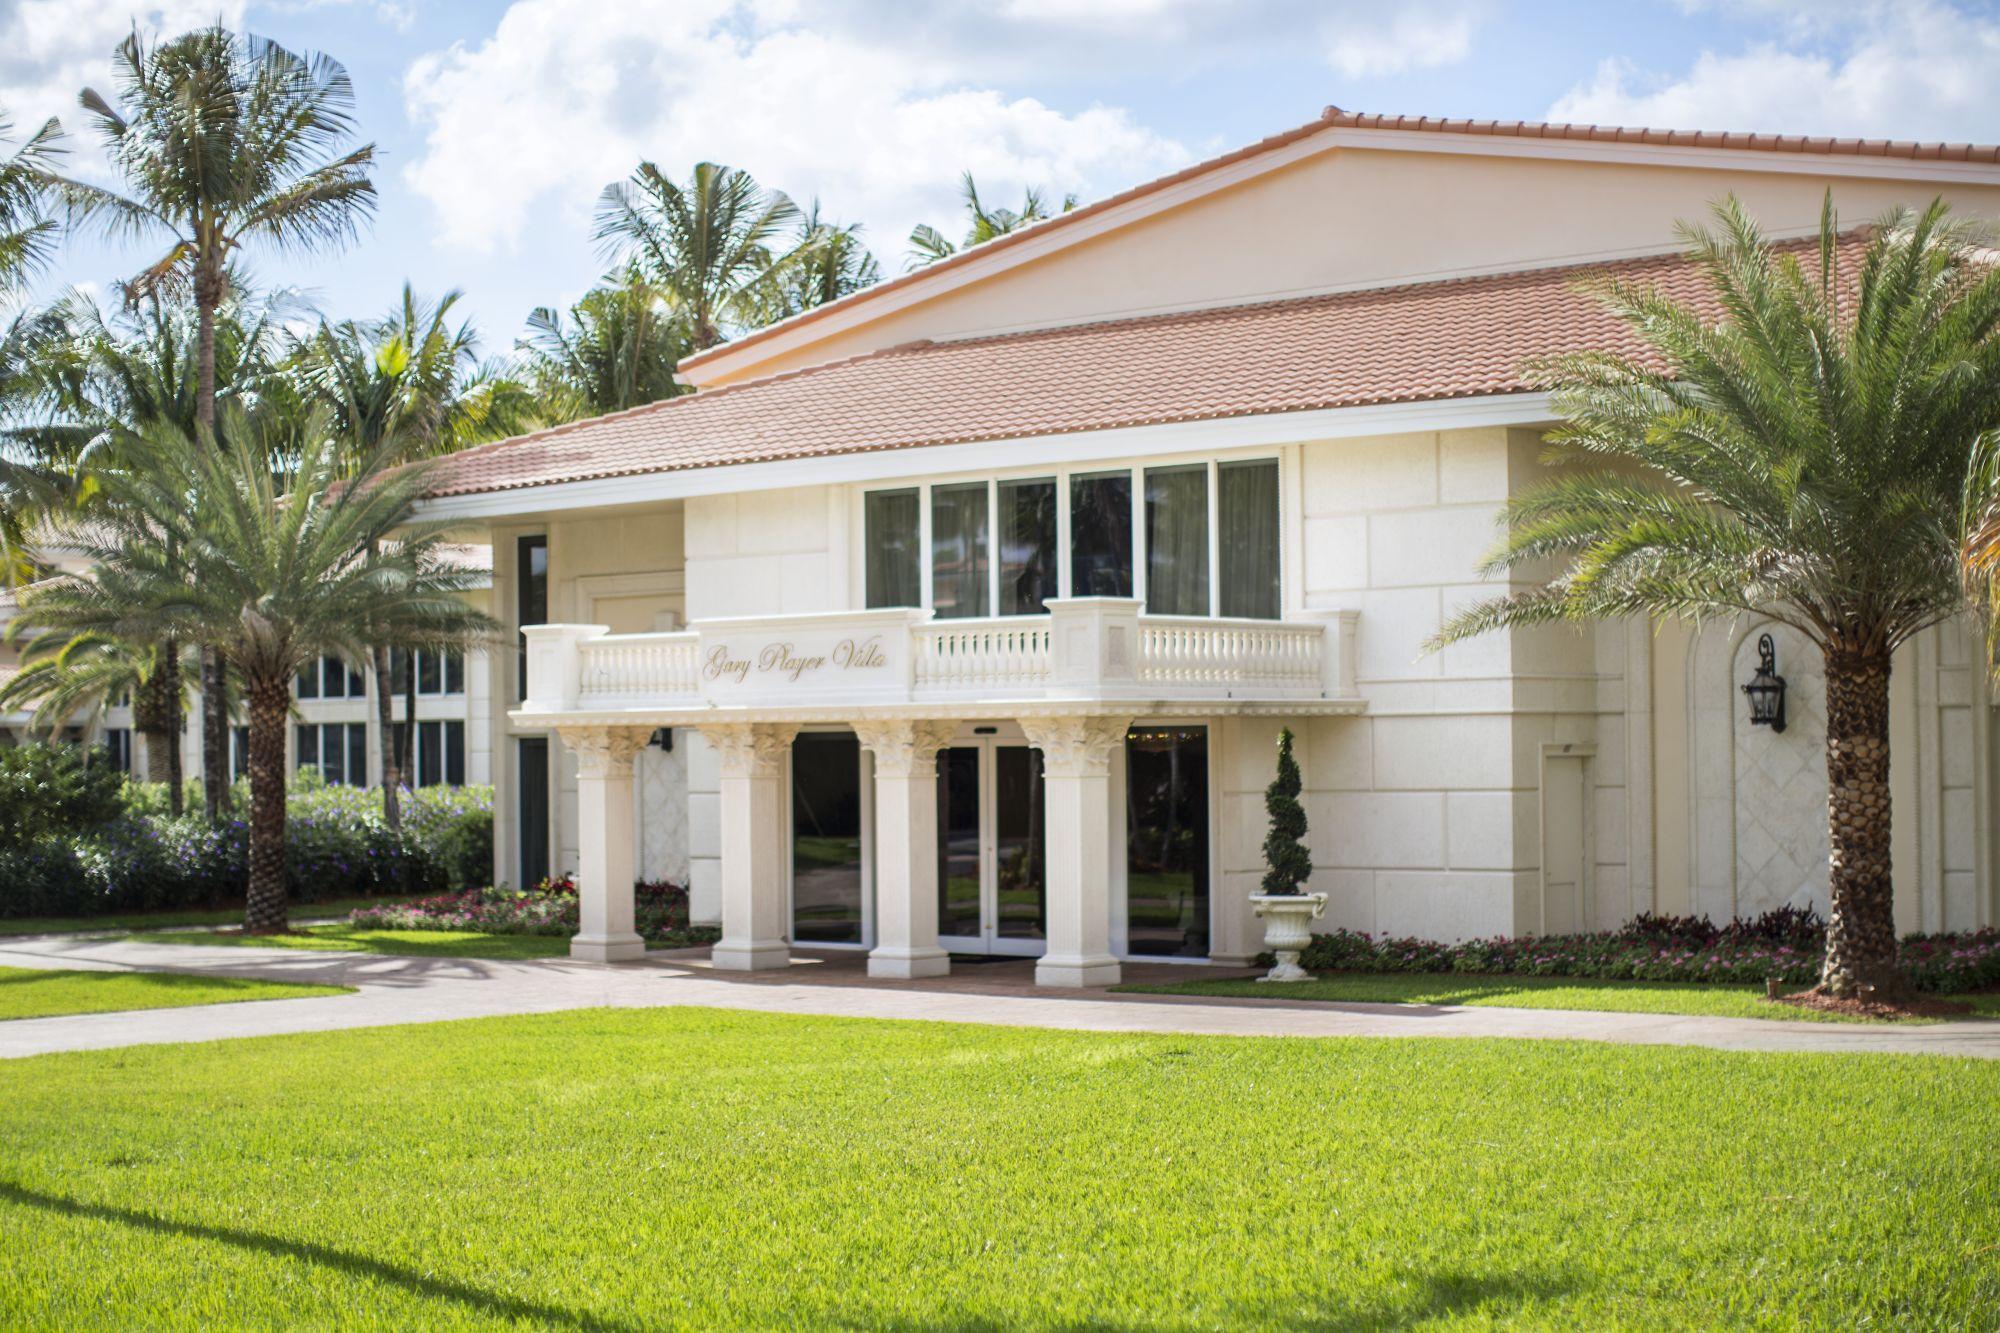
[{"x1": 3, "y1": 935, "x2": 1997, "y2": 1060}]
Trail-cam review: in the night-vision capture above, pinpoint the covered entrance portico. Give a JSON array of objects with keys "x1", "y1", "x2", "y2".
[{"x1": 521, "y1": 598, "x2": 1361, "y2": 987}]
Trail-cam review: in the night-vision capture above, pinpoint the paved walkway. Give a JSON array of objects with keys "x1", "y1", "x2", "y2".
[{"x1": 4, "y1": 935, "x2": 1998, "y2": 1061}]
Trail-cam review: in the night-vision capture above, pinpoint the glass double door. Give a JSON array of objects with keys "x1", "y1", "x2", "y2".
[{"x1": 937, "y1": 741, "x2": 1047, "y2": 956}]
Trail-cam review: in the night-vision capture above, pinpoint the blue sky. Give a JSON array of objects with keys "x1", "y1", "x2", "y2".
[{"x1": 8, "y1": 0, "x2": 2000, "y2": 353}]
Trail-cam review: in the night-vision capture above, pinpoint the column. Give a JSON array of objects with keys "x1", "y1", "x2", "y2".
[
  {"x1": 703, "y1": 722, "x2": 800, "y2": 971},
  {"x1": 1019, "y1": 714, "x2": 1131, "y2": 987},
  {"x1": 852, "y1": 719, "x2": 958, "y2": 979},
  {"x1": 557, "y1": 725, "x2": 653, "y2": 962}
]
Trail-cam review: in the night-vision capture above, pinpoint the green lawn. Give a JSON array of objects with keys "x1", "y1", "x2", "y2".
[
  {"x1": 1119, "y1": 970, "x2": 2000, "y2": 1023},
  {"x1": 1, "y1": 1008, "x2": 1995, "y2": 1327},
  {"x1": 124, "y1": 925, "x2": 572, "y2": 960},
  {"x1": 0, "y1": 896, "x2": 427, "y2": 938},
  {"x1": 0, "y1": 967, "x2": 349, "y2": 1022}
]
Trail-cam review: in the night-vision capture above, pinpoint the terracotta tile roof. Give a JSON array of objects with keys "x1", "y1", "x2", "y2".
[
  {"x1": 679, "y1": 106, "x2": 1999, "y2": 377},
  {"x1": 424, "y1": 235, "x2": 1865, "y2": 501}
]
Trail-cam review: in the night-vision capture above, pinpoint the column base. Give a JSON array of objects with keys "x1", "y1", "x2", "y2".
[
  {"x1": 711, "y1": 938, "x2": 793, "y2": 971},
  {"x1": 1035, "y1": 953, "x2": 1122, "y2": 988},
  {"x1": 570, "y1": 932, "x2": 646, "y2": 962},
  {"x1": 867, "y1": 946, "x2": 951, "y2": 979}
]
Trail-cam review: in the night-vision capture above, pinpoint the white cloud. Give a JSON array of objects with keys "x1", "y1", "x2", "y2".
[
  {"x1": 1549, "y1": 0, "x2": 2000, "y2": 143},
  {"x1": 400, "y1": 0, "x2": 1487, "y2": 257},
  {"x1": 0, "y1": 0, "x2": 250, "y2": 176}
]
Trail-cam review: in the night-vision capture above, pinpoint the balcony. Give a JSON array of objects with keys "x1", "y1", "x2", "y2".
[{"x1": 519, "y1": 597, "x2": 1361, "y2": 720}]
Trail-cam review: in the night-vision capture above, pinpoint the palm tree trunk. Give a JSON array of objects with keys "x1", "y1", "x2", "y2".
[
  {"x1": 374, "y1": 643, "x2": 400, "y2": 831},
  {"x1": 243, "y1": 675, "x2": 290, "y2": 934},
  {"x1": 1819, "y1": 648, "x2": 1901, "y2": 997},
  {"x1": 194, "y1": 278, "x2": 231, "y2": 822},
  {"x1": 160, "y1": 640, "x2": 183, "y2": 819}
]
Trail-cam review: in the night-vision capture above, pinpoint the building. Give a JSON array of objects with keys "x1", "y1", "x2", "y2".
[
  {"x1": 416, "y1": 109, "x2": 2000, "y2": 984},
  {"x1": 1, "y1": 542, "x2": 494, "y2": 792}
]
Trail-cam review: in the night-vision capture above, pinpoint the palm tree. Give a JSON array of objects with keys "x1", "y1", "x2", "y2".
[
  {"x1": 0, "y1": 632, "x2": 196, "y2": 794},
  {"x1": 907, "y1": 171, "x2": 1077, "y2": 268},
  {"x1": 522, "y1": 264, "x2": 689, "y2": 421},
  {"x1": 298, "y1": 285, "x2": 534, "y2": 829},
  {"x1": 0, "y1": 110, "x2": 66, "y2": 294},
  {"x1": 593, "y1": 161, "x2": 798, "y2": 351},
  {"x1": 756, "y1": 202, "x2": 880, "y2": 323},
  {"x1": 1435, "y1": 198, "x2": 2000, "y2": 1001},
  {"x1": 68, "y1": 26, "x2": 376, "y2": 822},
  {"x1": 18, "y1": 407, "x2": 494, "y2": 932}
]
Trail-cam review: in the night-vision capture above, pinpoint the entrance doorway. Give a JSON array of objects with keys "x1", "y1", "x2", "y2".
[{"x1": 937, "y1": 740, "x2": 1047, "y2": 956}]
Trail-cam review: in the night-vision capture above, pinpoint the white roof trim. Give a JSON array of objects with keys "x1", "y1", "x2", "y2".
[{"x1": 416, "y1": 391, "x2": 1556, "y2": 521}]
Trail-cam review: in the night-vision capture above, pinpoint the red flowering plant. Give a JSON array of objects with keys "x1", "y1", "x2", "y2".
[{"x1": 348, "y1": 874, "x2": 716, "y2": 947}]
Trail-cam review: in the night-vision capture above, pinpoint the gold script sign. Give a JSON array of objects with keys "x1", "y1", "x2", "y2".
[{"x1": 703, "y1": 636, "x2": 889, "y2": 687}]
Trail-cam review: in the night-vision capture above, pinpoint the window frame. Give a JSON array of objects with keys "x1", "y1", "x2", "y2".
[{"x1": 857, "y1": 452, "x2": 1285, "y2": 620}]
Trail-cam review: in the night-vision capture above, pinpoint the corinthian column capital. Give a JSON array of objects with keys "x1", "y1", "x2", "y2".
[
  {"x1": 1017, "y1": 714, "x2": 1131, "y2": 777},
  {"x1": 851, "y1": 719, "x2": 958, "y2": 778},
  {"x1": 701, "y1": 722, "x2": 801, "y2": 779},
  {"x1": 556, "y1": 725, "x2": 654, "y2": 778}
]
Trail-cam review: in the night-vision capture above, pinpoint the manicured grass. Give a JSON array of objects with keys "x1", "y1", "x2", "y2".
[
  {"x1": 1118, "y1": 970, "x2": 2000, "y2": 1023},
  {"x1": 0, "y1": 896, "x2": 427, "y2": 938},
  {"x1": 1, "y1": 1008, "x2": 1996, "y2": 1327},
  {"x1": 0, "y1": 967, "x2": 349, "y2": 1022},
  {"x1": 123, "y1": 925, "x2": 573, "y2": 960}
]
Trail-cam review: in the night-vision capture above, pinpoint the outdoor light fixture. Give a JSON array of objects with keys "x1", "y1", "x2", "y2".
[
  {"x1": 1741, "y1": 633, "x2": 1787, "y2": 733},
  {"x1": 650, "y1": 728, "x2": 674, "y2": 752}
]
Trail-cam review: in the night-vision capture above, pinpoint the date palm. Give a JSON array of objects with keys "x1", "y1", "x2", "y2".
[
  {"x1": 594, "y1": 161, "x2": 797, "y2": 351},
  {"x1": 0, "y1": 110, "x2": 66, "y2": 294},
  {"x1": 67, "y1": 25, "x2": 375, "y2": 821},
  {"x1": 0, "y1": 632, "x2": 196, "y2": 794},
  {"x1": 1435, "y1": 197, "x2": 2000, "y2": 1000},
  {"x1": 522, "y1": 263, "x2": 688, "y2": 420},
  {"x1": 18, "y1": 406, "x2": 494, "y2": 932}
]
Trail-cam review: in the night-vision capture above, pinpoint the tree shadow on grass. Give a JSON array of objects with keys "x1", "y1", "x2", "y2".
[{"x1": 0, "y1": 1180, "x2": 634, "y2": 1331}]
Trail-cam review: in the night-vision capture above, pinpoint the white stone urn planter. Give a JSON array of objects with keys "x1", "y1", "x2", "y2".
[{"x1": 1249, "y1": 892, "x2": 1327, "y2": 982}]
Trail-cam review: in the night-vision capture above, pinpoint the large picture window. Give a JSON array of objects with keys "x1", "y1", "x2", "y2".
[
  {"x1": 864, "y1": 488, "x2": 920, "y2": 609},
  {"x1": 516, "y1": 534, "x2": 547, "y2": 702},
  {"x1": 1219, "y1": 460, "x2": 1280, "y2": 620},
  {"x1": 297, "y1": 722, "x2": 367, "y2": 786},
  {"x1": 1070, "y1": 470, "x2": 1133, "y2": 598},
  {"x1": 930, "y1": 481, "x2": 989, "y2": 618},
  {"x1": 998, "y1": 477, "x2": 1056, "y2": 615},
  {"x1": 861, "y1": 456, "x2": 1280, "y2": 619},
  {"x1": 1144, "y1": 464, "x2": 1208, "y2": 616}
]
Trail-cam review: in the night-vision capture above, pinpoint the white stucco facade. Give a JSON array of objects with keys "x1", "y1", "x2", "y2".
[{"x1": 431, "y1": 112, "x2": 2000, "y2": 984}]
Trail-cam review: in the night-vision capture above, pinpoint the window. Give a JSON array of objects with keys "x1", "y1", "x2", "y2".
[
  {"x1": 295, "y1": 656, "x2": 364, "y2": 700},
  {"x1": 517, "y1": 534, "x2": 548, "y2": 702},
  {"x1": 862, "y1": 457, "x2": 1280, "y2": 619},
  {"x1": 391, "y1": 648, "x2": 466, "y2": 697},
  {"x1": 1144, "y1": 464, "x2": 1209, "y2": 616},
  {"x1": 998, "y1": 477, "x2": 1056, "y2": 615},
  {"x1": 864, "y1": 489, "x2": 920, "y2": 608},
  {"x1": 231, "y1": 726, "x2": 250, "y2": 781},
  {"x1": 413, "y1": 719, "x2": 467, "y2": 787},
  {"x1": 1069, "y1": 471, "x2": 1133, "y2": 597},
  {"x1": 930, "y1": 481, "x2": 989, "y2": 618},
  {"x1": 297, "y1": 722, "x2": 367, "y2": 786},
  {"x1": 1218, "y1": 460, "x2": 1280, "y2": 619},
  {"x1": 102, "y1": 728, "x2": 131, "y2": 773}
]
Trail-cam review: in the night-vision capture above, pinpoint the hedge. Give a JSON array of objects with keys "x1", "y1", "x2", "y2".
[
  {"x1": 0, "y1": 774, "x2": 494, "y2": 919},
  {"x1": 1289, "y1": 906, "x2": 2000, "y2": 995}
]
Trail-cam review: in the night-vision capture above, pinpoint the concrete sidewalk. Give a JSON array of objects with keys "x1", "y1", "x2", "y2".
[{"x1": 3, "y1": 934, "x2": 1998, "y2": 1061}]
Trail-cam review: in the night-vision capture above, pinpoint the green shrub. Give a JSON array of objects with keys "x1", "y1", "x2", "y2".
[
  {"x1": 0, "y1": 776, "x2": 494, "y2": 919},
  {"x1": 0, "y1": 744, "x2": 127, "y2": 851}
]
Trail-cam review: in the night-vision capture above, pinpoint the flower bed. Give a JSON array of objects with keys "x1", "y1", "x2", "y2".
[
  {"x1": 348, "y1": 875, "x2": 718, "y2": 948},
  {"x1": 1291, "y1": 907, "x2": 2000, "y2": 995}
]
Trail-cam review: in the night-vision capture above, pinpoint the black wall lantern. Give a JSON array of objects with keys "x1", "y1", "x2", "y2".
[{"x1": 1741, "y1": 632, "x2": 1787, "y2": 733}]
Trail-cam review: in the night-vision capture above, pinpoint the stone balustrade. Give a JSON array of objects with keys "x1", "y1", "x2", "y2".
[{"x1": 520, "y1": 598, "x2": 1359, "y2": 715}]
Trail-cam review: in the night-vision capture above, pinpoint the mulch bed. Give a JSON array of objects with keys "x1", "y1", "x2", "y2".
[{"x1": 1771, "y1": 987, "x2": 1974, "y2": 1021}]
